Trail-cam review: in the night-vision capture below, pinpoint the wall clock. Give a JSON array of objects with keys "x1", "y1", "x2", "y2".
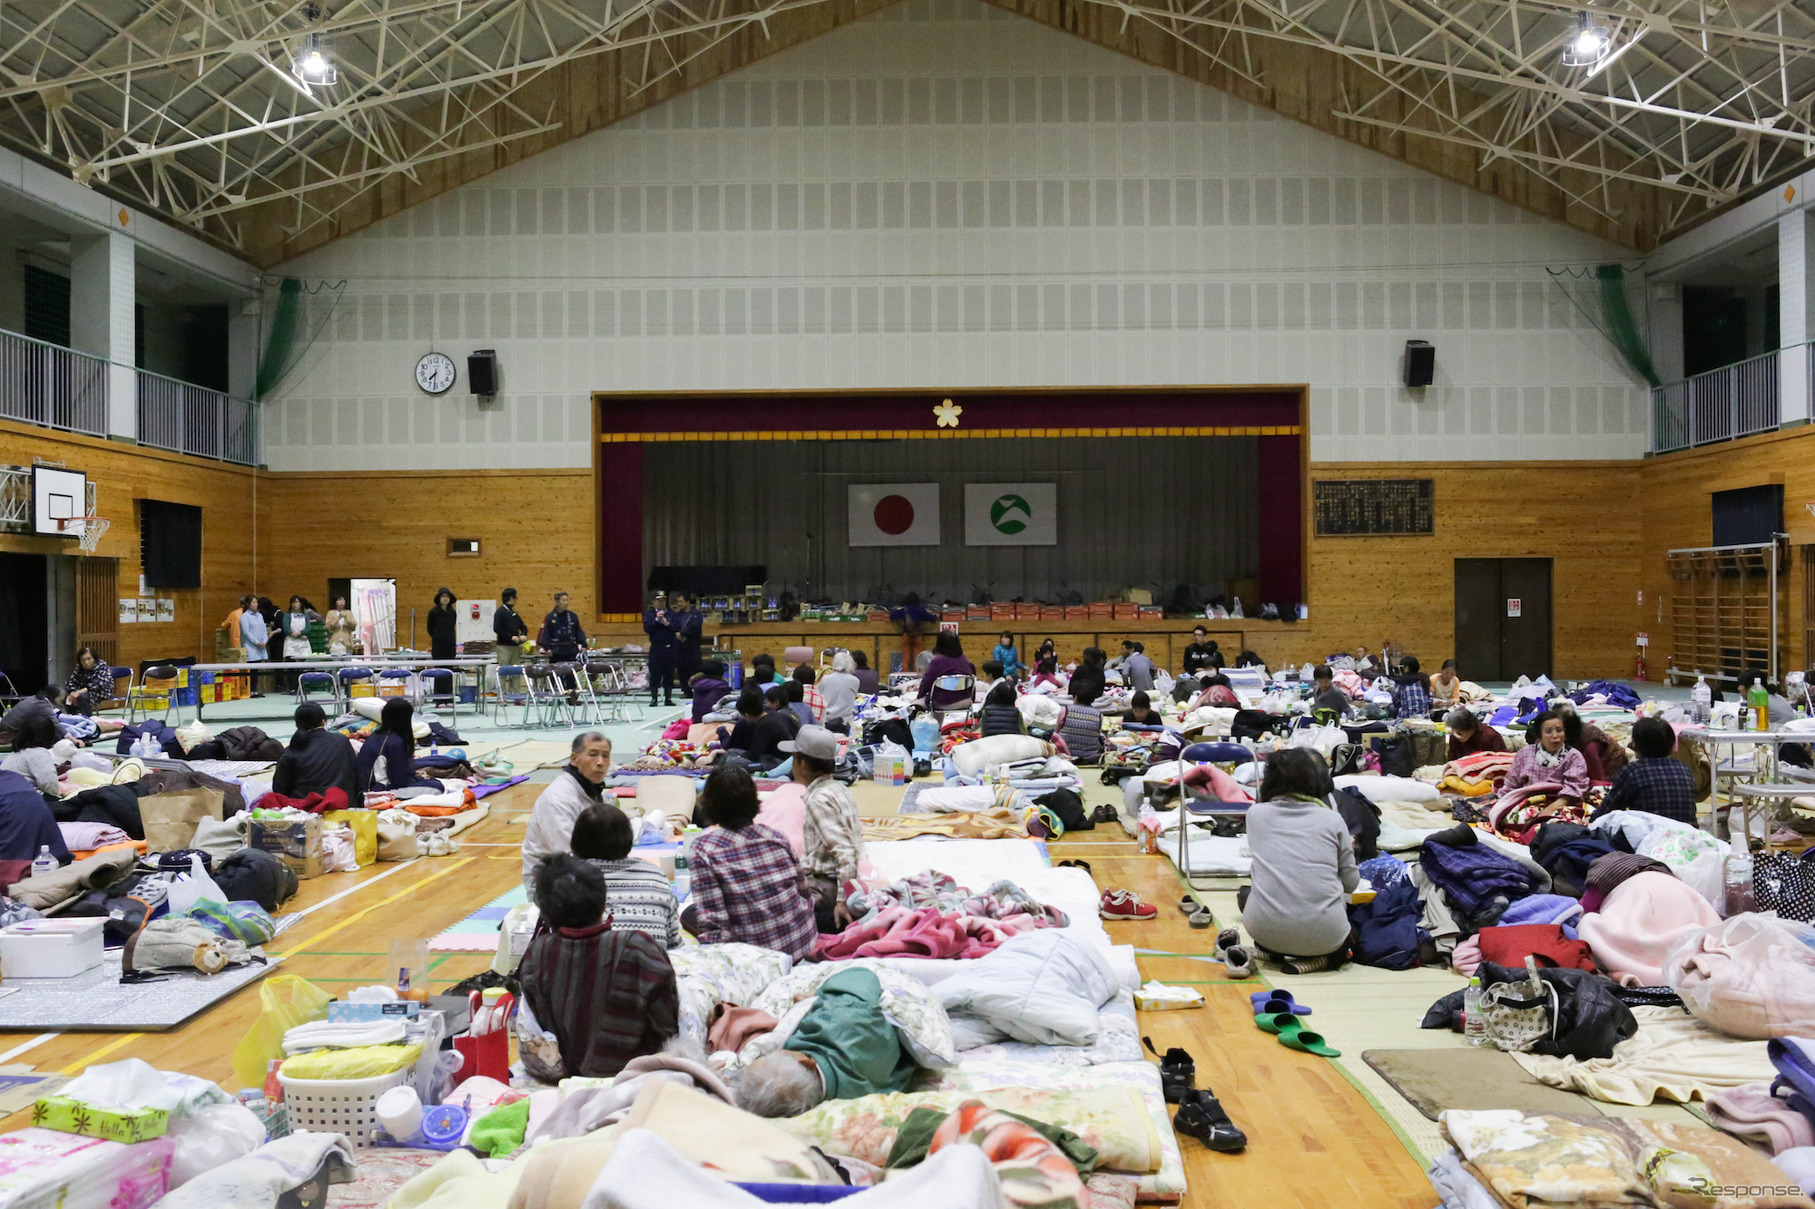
[{"x1": 416, "y1": 351, "x2": 457, "y2": 394}]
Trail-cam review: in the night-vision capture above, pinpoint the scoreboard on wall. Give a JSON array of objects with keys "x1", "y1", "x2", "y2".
[{"x1": 1313, "y1": 479, "x2": 1435, "y2": 536}]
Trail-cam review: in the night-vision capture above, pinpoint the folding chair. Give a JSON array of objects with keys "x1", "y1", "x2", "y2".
[
  {"x1": 1170, "y1": 741, "x2": 1256, "y2": 883},
  {"x1": 297, "y1": 669, "x2": 339, "y2": 712},
  {"x1": 922, "y1": 673, "x2": 976, "y2": 720},
  {"x1": 337, "y1": 667, "x2": 377, "y2": 706},
  {"x1": 578, "y1": 661, "x2": 618, "y2": 724},
  {"x1": 377, "y1": 667, "x2": 414, "y2": 703},
  {"x1": 127, "y1": 665, "x2": 179, "y2": 725},
  {"x1": 105, "y1": 667, "x2": 134, "y2": 713},
  {"x1": 524, "y1": 665, "x2": 572, "y2": 729},
  {"x1": 420, "y1": 667, "x2": 461, "y2": 720},
  {"x1": 491, "y1": 664, "x2": 533, "y2": 727}
]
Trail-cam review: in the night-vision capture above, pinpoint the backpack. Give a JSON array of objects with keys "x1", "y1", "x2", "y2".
[
  {"x1": 1370, "y1": 735, "x2": 1416, "y2": 778},
  {"x1": 1332, "y1": 788, "x2": 1382, "y2": 862},
  {"x1": 1348, "y1": 880, "x2": 1424, "y2": 970}
]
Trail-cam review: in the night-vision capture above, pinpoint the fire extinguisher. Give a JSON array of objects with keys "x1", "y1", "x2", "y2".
[{"x1": 1634, "y1": 647, "x2": 1647, "y2": 682}]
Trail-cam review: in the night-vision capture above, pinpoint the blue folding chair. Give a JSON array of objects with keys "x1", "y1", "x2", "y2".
[
  {"x1": 336, "y1": 666, "x2": 376, "y2": 708},
  {"x1": 491, "y1": 665, "x2": 532, "y2": 727},
  {"x1": 297, "y1": 669, "x2": 339, "y2": 711},
  {"x1": 421, "y1": 667, "x2": 461, "y2": 720}
]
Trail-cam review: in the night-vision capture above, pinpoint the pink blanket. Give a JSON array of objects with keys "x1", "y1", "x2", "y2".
[{"x1": 811, "y1": 905, "x2": 1049, "y2": 961}]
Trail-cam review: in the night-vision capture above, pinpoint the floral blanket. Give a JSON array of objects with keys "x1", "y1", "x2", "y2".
[{"x1": 667, "y1": 943, "x2": 793, "y2": 1045}]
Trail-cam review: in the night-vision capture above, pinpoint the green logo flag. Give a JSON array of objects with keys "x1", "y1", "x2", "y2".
[{"x1": 966, "y1": 483, "x2": 1056, "y2": 545}]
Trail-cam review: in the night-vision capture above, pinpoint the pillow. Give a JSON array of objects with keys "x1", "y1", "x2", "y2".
[
  {"x1": 949, "y1": 735, "x2": 1054, "y2": 776},
  {"x1": 1333, "y1": 774, "x2": 1440, "y2": 804}
]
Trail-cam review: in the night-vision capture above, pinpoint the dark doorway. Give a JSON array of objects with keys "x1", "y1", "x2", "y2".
[
  {"x1": 1454, "y1": 559, "x2": 1553, "y2": 681},
  {"x1": 1683, "y1": 287, "x2": 1749, "y2": 376},
  {"x1": 327, "y1": 578, "x2": 351, "y2": 614},
  {"x1": 0, "y1": 553, "x2": 50, "y2": 696}
]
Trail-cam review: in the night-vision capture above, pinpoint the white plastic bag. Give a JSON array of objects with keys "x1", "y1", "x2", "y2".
[
  {"x1": 165, "y1": 1102, "x2": 266, "y2": 1188},
  {"x1": 1290, "y1": 722, "x2": 1345, "y2": 759},
  {"x1": 320, "y1": 824, "x2": 358, "y2": 873},
  {"x1": 167, "y1": 854, "x2": 226, "y2": 917}
]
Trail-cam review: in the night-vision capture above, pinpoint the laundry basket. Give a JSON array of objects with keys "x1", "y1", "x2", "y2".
[{"x1": 277, "y1": 1068, "x2": 410, "y2": 1147}]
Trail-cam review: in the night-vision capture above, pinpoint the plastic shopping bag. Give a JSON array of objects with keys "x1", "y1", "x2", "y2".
[
  {"x1": 232, "y1": 975, "x2": 331, "y2": 1089},
  {"x1": 167, "y1": 853, "x2": 227, "y2": 917}
]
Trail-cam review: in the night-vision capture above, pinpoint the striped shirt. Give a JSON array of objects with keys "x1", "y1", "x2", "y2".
[
  {"x1": 688, "y1": 822, "x2": 818, "y2": 961},
  {"x1": 587, "y1": 858, "x2": 683, "y2": 949},
  {"x1": 801, "y1": 775, "x2": 863, "y2": 891}
]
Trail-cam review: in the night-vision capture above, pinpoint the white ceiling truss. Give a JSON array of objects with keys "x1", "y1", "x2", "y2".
[{"x1": 0, "y1": 0, "x2": 1812, "y2": 259}]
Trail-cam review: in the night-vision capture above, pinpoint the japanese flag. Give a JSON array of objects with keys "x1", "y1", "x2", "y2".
[{"x1": 848, "y1": 484, "x2": 941, "y2": 546}]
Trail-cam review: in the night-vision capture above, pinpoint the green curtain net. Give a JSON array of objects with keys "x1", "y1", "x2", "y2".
[
  {"x1": 255, "y1": 277, "x2": 345, "y2": 400},
  {"x1": 1547, "y1": 264, "x2": 1660, "y2": 388}
]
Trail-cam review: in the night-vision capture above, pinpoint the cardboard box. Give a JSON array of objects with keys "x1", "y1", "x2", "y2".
[
  {"x1": 249, "y1": 816, "x2": 324, "y2": 879},
  {"x1": 31, "y1": 1096, "x2": 169, "y2": 1143},
  {"x1": 1039, "y1": 606, "x2": 1064, "y2": 620},
  {"x1": 1112, "y1": 604, "x2": 1139, "y2": 620},
  {"x1": 990, "y1": 604, "x2": 1016, "y2": 621},
  {"x1": 0, "y1": 918, "x2": 105, "y2": 978},
  {"x1": 1063, "y1": 606, "x2": 1089, "y2": 620}
]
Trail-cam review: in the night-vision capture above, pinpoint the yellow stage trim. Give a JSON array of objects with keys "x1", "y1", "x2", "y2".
[{"x1": 600, "y1": 426, "x2": 1299, "y2": 443}]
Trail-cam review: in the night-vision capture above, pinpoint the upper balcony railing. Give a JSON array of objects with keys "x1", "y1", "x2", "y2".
[
  {"x1": 0, "y1": 328, "x2": 109, "y2": 438},
  {"x1": 1651, "y1": 349, "x2": 1781, "y2": 453},
  {"x1": 136, "y1": 369, "x2": 258, "y2": 466}
]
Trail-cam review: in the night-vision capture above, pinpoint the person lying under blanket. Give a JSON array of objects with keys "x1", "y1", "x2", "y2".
[{"x1": 736, "y1": 967, "x2": 918, "y2": 1117}]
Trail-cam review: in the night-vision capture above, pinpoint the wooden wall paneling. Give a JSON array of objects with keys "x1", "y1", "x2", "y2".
[
  {"x1": 1637, "y1": 428, "x2": 1815, "y2": 676},
  {"x1": 253, "y1": 468, "x2": 596, "y2": 646},
  {"x1": 0, "y1": 421, "x2": 256, "y2": 672},
  {"x1": 75, "y1": 557, "x2": 120, "y2": 668}
]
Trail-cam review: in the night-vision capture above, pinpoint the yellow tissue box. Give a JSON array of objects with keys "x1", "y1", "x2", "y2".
[
  {"x1": 1133, "y1": 980, "x2": 1205, "y2": 1011},
  {"x1": 31, "y1": 1096, "x2": 169, "y2": 1142}
]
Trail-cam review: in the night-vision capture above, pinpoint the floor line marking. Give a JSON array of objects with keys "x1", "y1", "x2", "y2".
[{"x1": 273, "y1": 859, "x2": 475, "y2": 960}]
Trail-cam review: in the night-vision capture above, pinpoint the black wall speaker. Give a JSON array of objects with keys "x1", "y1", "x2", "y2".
[
  {"x1": 468, "y1": 349, "x2": 499, "y2": 396},
  {"x1": 1404, "y1": 339, "x2": 1435, "y2": 388}
]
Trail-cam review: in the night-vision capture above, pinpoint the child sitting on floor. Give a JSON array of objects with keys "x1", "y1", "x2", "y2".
[
  {"x1": 1124, "y1": 691, "x2": 1164, "y2": 729},
  {"x1": 570, "y1": 802, "x2": 683, "y2": 949},
  {"x1": 979, "y1": 680, "x2": 1023, "y2": 737}
]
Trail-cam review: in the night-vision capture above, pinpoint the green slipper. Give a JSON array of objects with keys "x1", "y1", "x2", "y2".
[
  {"x1": 1278, "y1": 1028, "x2": 1340, "y2": 1057},
  {"x1": 1255, "y1": 1012, "x2": 1305, "y2": 1036}
]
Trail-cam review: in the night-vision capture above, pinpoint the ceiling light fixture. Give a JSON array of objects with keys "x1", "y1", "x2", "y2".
[
  {"x1": 1561, "y1": 13, "x2": 1612, "y2": 67},
  {"x1": 291, "y1": 6, "x2": 337, "y2": 86}
]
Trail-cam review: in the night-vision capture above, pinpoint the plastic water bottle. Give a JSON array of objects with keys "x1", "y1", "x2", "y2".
[
  {"x1": 1462, "y1": 977, "x2": 1487, "y2": 1046},
  {"x1": 1692, "y1": 675, "x2": 1712, "y2": 726},
  {"x1": 31, "y1": 845, "x2": 56, "y2": 878}
]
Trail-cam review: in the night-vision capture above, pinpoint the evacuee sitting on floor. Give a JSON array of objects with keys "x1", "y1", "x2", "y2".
[
  {"x1": 273, "y1": 703, "x2": 363, "y2": 808},
  {"x1": 979, "y1": 681, "x2": 1023, "y2": 737},
  {"x1": 688, "y1": 661, "x2": 732, "y2": 724},
  {"x1": 571, "y1": 801, "x2": 682, "y2": 948},
  {"x1": 974, "y1": 660, "x2": 1003, "y2": 703},
  {"x1": 353, "y1": 699, "x2": 444, "y2": 795},
  {"x1": 1310, "y1": 665, "x2": 1348, "y2": 721},
  {"x1": 1591, "y1": 717, "x2": 1696, "y2": 826},
  {"x1": 1391, "y1": 656, "x2": 1432, "y2": 720},
  {"x1": 1430, "y1": 659, "x2": 1461, "y2": 707},
  {"x1": 736, "y1": 967, "x2": 917, "y2": 1116},
  {"x1": 3, "y1": 715, "x2": 60, "y2": 799},
  {"x1": 1057, "y1": 682, "x2": 1105, "y2": 763},
  {"x1": 766, "y1": 685, "x2": 803, "y2": 738},
  {"x1": 518, "y1": 854, "x2": 678, "y2": 1079},
  {"x1": 784, "y1": 680, "x2": 816, "y2": 729},
  {"x1": 1124, "y1": 691, "x2": 1164, "y2": 729},
  {"x1": 718, "y1": 688, "x2": 794, "y2": 772},
  {"x1": 681, "y1": 765, "x2": 818, "y2": 961},
  {"x1": 748, "y1": 654, "x2": 785, "y2": 686},
  {"x1": 520, "y1": 731, "x2": 613, "y2": 893},
  {"x1": 1189, "y1": 673, "x2": 1239, "y2": 710},
  {"x1": 1446, "y1": 707, "x2": 1506, "y2": 759},
  {"x1": 818, "y1": 652, "x2": 861, "y2": 734},
  {"x1": 792, "y1": 665, "x2": 826, "y2": 724},
  {"x1": 1554, "y1": 701, "x2": 1624, "y2": 783},
  {"x1": 1501, "y1": 710, "x2": 1589, "y2": 805},
  {"x1": 1027, "y1": 657, "x2": 1066, "y2": 694},
  {"x1": 1238, "y1": 748, "x2": 1356, "y2": 975},
  {"x1": 785, "y1": 726, "x2": 862, "y2": 933}
]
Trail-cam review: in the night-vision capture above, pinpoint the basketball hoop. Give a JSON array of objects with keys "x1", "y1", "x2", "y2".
[{"x1": 57, "y1": 515, "x2": 109, "y2": 554}]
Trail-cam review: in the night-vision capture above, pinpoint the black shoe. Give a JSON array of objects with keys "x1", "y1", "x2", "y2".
[
  {"x1": 665, "y1": 698, "x2": 674, "y2": 706},
  {"x1": 1174, "y1": 1090, "x2": 1247, "y2": 1152},
  {"x1": 1144, "y1": 1036, "x2": 1195, "y2": 1103}
]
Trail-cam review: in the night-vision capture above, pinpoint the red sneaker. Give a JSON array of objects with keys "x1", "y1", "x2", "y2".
[{"x1": 1100, "y1": 889, "x2": 1158, "y2": 921}]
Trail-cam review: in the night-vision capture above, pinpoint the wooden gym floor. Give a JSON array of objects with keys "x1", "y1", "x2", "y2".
[{"x1": 0, "y1": 780, "x2": 1438, "y2": 1208}]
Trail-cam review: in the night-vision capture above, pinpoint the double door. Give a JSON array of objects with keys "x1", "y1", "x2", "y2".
[{"x1": 1454, "y1": 559, "x2": 1552, "y2": 682}]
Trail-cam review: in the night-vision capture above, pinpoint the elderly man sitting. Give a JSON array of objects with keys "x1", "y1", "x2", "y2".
[
  {"x1": 735, "y1": 967, "x2": 917, "y2": 1117},
  {"x1": 521, "y1": 731, "x2": 614, "y2": 894}
]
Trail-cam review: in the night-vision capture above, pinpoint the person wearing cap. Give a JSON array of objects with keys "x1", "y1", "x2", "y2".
[{"x1": 782, "y1": 725, "x2": 863, "y2": 932}]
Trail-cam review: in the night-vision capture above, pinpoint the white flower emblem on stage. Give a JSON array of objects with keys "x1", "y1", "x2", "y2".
[{"x1": 934, "y1": 399, "x2": 962, "y2": 428}]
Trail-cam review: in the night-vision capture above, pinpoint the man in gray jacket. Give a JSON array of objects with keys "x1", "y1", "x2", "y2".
[{"x1": 521, "y1": 732, "x2": 614, "y2": 894}]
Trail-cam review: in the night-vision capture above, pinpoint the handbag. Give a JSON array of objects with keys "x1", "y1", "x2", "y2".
[
  {"x1": 375, "y1": 809, "x2": 421, "y2": 862},
  {"x1": 1754, "y1": 852, "x2": 1815, "y2": 922},
  {"x1": 1477, "y1": 958, "x2": 1559, "y2": 1052}
]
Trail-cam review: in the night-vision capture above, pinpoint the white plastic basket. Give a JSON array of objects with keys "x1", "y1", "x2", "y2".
[{"x1": 277, "y1": 1068, "x2": 410, "y2": 1147}]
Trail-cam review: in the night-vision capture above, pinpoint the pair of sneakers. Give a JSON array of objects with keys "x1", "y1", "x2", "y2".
[
  {"x1": 416, "y1": 832, "x2": 460, "y2": 857},
  {"x1": 1143, "y1": 1037, "x2": 1247, "y2": 1152}
]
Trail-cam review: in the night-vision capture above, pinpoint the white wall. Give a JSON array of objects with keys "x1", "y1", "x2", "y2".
[{"x1": 268, "y1": 0, "x2": 1650, "y2": 470}]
